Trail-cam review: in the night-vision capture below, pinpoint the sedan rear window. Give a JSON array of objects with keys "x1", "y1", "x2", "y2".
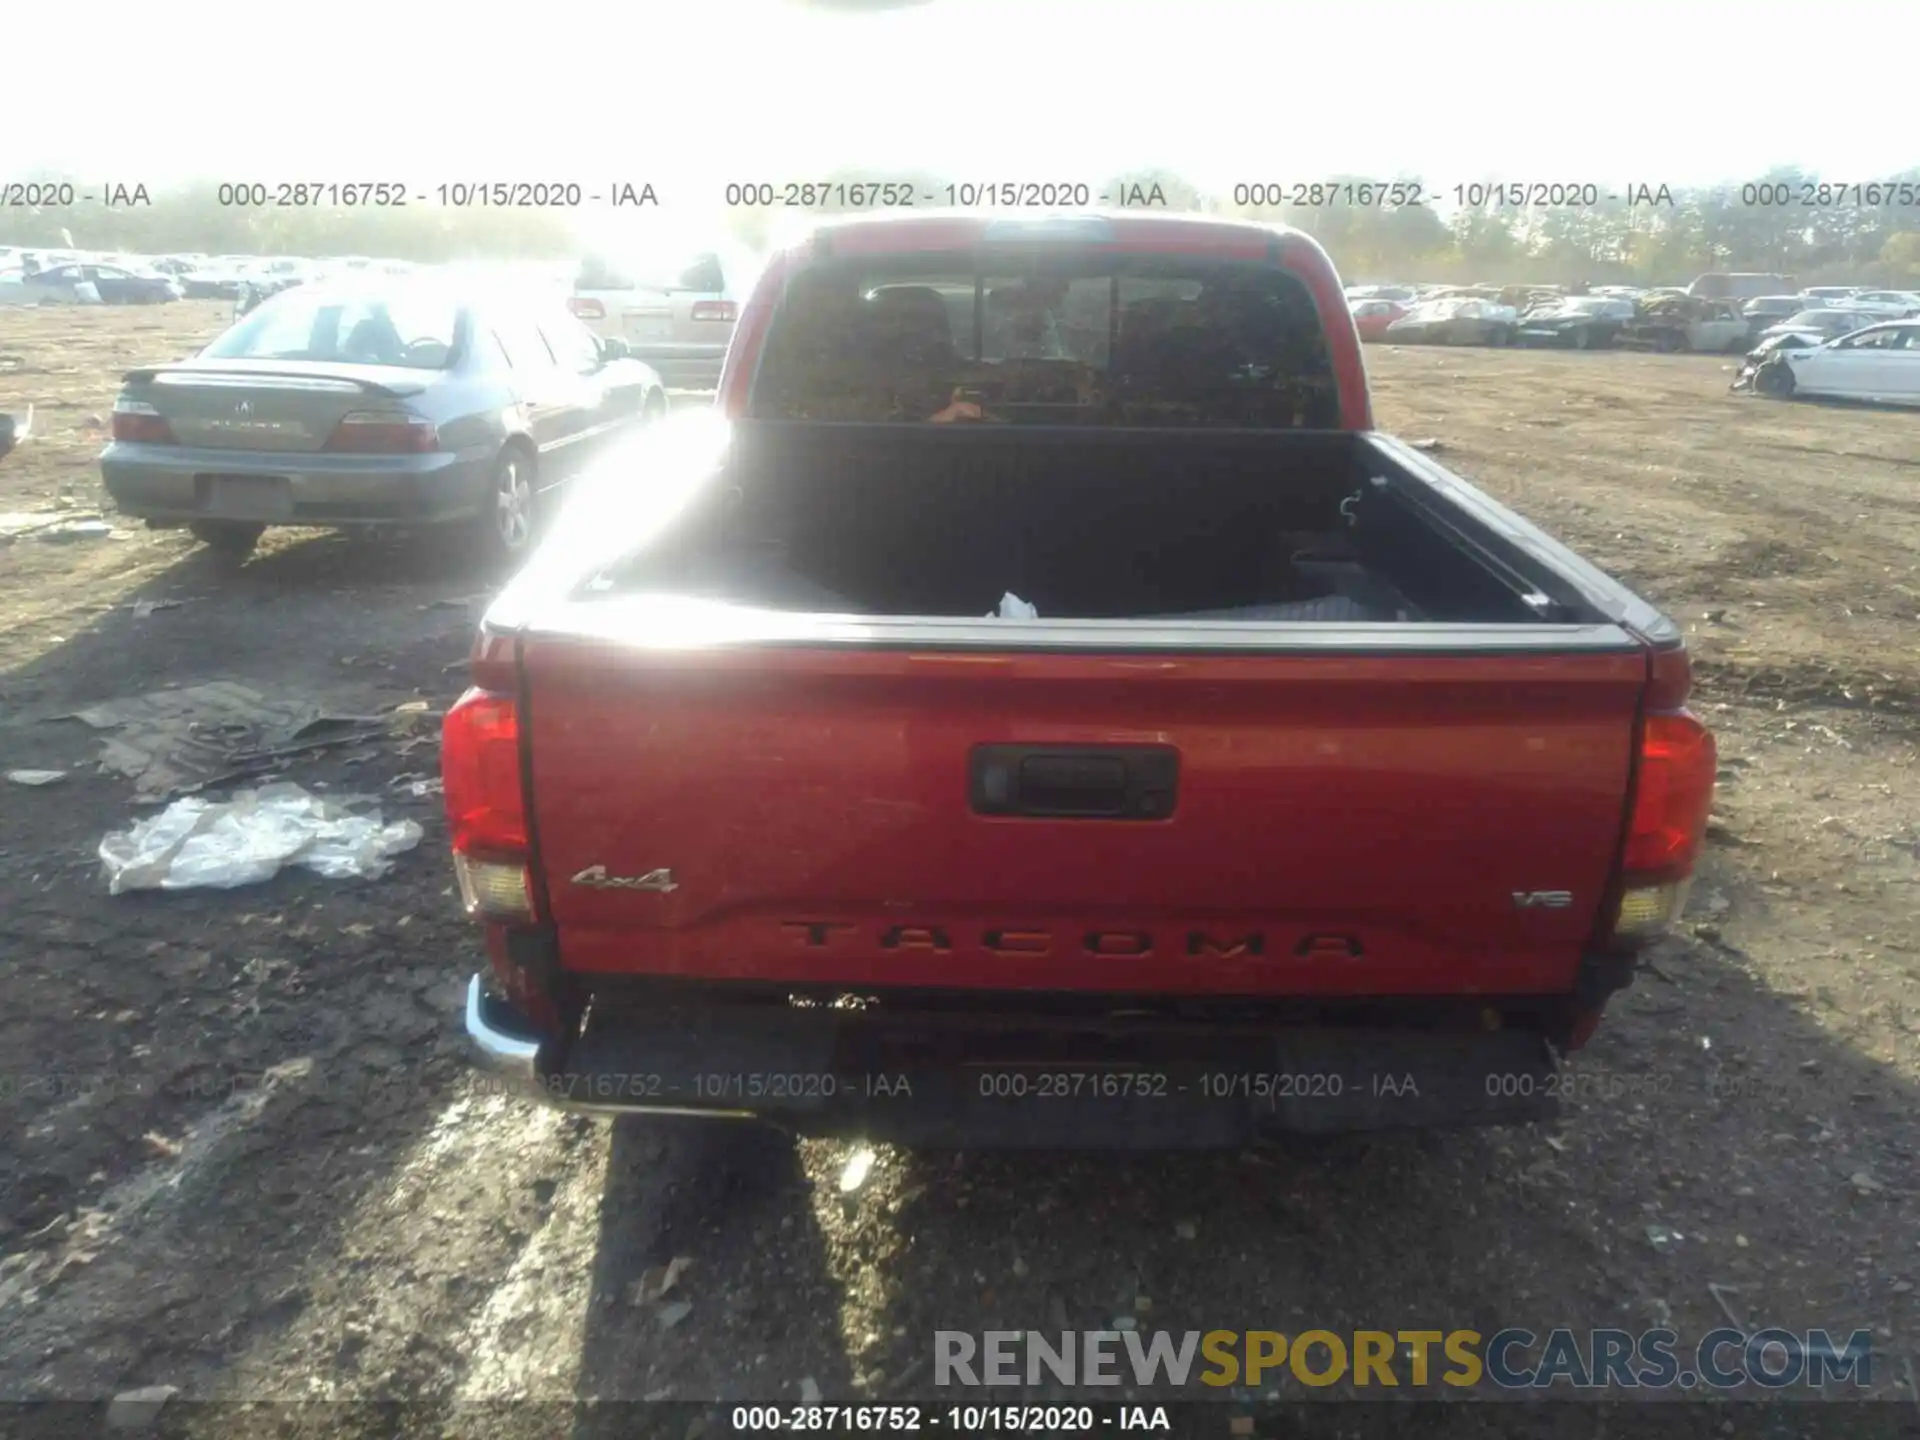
[
  {"x1": 578, "y1": 252, "x2": 726, "y2": 293},
  {"x1": 204, "y1": 292, "x2": 462, "y2": 369},
  {"x1": 748, "y1": 255, "x2": 1338, "y2": 428}
]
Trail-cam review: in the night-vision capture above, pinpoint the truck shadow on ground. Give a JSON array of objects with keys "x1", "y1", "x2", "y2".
[
  {"x1": 560, "y1": 903, "x2": 1917, "y2": 1425},
  {"x1": 565, "y1": 1119, "x2": 855, "y2": 1431}
]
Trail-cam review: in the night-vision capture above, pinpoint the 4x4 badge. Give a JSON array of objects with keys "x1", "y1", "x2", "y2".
[{"x1": 571, "y1": 865, "x2": 678, "y2": 893}]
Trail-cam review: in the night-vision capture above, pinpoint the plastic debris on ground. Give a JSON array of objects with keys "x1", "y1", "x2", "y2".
[
  {"x1": 986, "y1": 592, "x2": 1039, "y2": 619},
  {"x1": 838, "y1": 1147, "x2": 876, "y2": 1194},
  {"x1": 0, "y1": 405, "x2": 34, "y2": 461},
  {"x1": 38, "y1": 520, "x2": 117, "y2": 543},
  {"x1": 6, "y1": 769, "x2": 68, "y2": 786},
  {"x1": 0, "y1": 510, "x2": 112, "y2": 545},
  {"x1": 98, "y1": 782, "x2": 423, "y2": 895}
]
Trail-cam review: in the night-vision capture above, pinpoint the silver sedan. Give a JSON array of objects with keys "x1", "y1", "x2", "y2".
[{"x1": 99, "y1": 281, "x2": 668, "y2": 563}]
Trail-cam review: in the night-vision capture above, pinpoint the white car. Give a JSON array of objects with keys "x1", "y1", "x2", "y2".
[
  {"x1": 1755, "y1": 320, "x2": 1920, "y2": 405},
  {"x1": 569, "y1": 245, "x2": 762, "y2": 390},
  {"x1": 1848, "y1": 290, "x2": 1920, "y2": 317}
]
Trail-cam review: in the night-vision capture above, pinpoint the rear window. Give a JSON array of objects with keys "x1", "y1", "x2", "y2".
[
  {"x1": 747, "y1": 255, "x2": 1339, "y2": 428},
  {"x1": 204, "y1": 291, "x2": 462, "y2": 369},
  {"x1": 577, "y1": 252, "x2": 726, "y2": 294}
]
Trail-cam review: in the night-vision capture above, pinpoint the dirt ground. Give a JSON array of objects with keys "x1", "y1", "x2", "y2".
[{"x1": 0, "y1": 303, "x2": 1916, "y2": 1438}]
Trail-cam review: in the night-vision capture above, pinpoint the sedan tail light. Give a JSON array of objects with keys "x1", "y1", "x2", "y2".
[
  {"x1": 324, "y1": 411, "x2": 439, "y2": 453},
  {"x1": 690, "y1": 300, "x2": 737, "y2": 323},
  {"x1": 110, "y1": 398, "x2": 175, "y2": 443},
  {"x1": 569, "y1": 297, "x2": 605, "y2": 320}
]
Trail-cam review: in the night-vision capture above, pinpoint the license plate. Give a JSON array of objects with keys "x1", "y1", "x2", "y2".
[
  {"x1": 206, "y1": 475, "x2": 292, "y2": 520},
  {"x1": 625, "y1": 315, "x2": 672, "y2": 341}
]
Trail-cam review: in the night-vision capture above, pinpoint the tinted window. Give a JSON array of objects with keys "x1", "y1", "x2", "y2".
[
  {"x1": 205, "y1": 291, "x2": 462, "y2": 369},
  {"x1": 1836, "y1": 328, "x2": 1901, "y2": 350},
  {"x1": 675, "y1": 255, "x2": 725, "y2": 292},
  {"x1": 538, "y1": 311, "x2": 602, "y2": 374},
  {"x1": 469, "y1": 326, "x2": 513, "y2": 373},
  {"x1": 749, "y1": 255, "x2": 1338, "y2": 428},
  {"x1": 577, "y1": 255, "x2": 635, "y2": 291},
  {"x1": 492, "y1": 315, "x2": 556, "y2": 372},
  {"x1": 577, "y1": 251, "x2": 725, "y2": 293}
]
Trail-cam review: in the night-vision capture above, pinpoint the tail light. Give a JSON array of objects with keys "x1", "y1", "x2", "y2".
[
  {"x1": 690, "y1": 300, "x2": 737, "y2": 323},
  {"x1": 110, "y1": 398, "x2": 175, "y2": 443},
  {"x1": 569, "y1": 297, "x2": 605, "y2": 320},
  {"x1": 442, "y1": 687, "x2": 536, "y2": 922},
  {"x1": 325, "y1": 411, "x2": 438, "y2": 454},
  {"x1": 1612, "y1": 647, "x2": 1717, "y2": 938}
]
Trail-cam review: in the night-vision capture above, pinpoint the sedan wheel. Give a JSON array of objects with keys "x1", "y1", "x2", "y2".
[
  {"x1": 1755, "y1": 361, "x2": 1796, "y2": 398},
  {"x1": 482, "y1": 451, "x2": 537, "y2": 563}
]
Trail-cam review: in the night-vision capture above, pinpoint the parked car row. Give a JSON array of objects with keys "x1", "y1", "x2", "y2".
[
  {"x1": 0, "y1": 246, "x2": 434, "y2": 307},
  {"x1": 1347, "y1": 278, "x2": 1920, "y2": 356},
  {"x1": 1345, "y1": 271, "x2": 1919, "y2": 405}
]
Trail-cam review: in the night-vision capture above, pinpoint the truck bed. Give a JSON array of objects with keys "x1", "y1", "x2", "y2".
[{"x1": 597, "y1": 424, "x2": 1565, "y2": 625}]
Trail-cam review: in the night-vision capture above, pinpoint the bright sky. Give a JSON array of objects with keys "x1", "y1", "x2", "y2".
[{"x1": 3, "y1": 0, "x2": 1912, "y2": 242}]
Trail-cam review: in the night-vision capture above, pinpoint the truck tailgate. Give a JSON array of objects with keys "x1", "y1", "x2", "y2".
[{"x1": 521, "y1": 641, "x2": 1645, "y2": 997}]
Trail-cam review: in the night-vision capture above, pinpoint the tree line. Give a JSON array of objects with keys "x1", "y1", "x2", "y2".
[{"x1": 4, "y1": 168, "x2": 1917, "y2": 285}]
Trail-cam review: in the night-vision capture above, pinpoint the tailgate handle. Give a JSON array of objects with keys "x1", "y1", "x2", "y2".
[{"x1": 971, "y1": 745, "x2": 1178, "y2": 821}]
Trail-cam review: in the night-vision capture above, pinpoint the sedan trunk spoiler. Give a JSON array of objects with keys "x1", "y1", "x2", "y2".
[{"x1": 121, "y1": 367, "x2": 428, "y2": 399}]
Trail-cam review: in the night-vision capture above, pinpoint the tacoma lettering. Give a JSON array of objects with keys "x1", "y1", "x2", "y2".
[{"x1": 776, "y1": 922, "x2": 1349, "y2": 959}]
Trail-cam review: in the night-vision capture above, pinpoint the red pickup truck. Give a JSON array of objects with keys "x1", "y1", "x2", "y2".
[{"x1": 444, "y1": 212, "x2": 1716, "y2": 1148}]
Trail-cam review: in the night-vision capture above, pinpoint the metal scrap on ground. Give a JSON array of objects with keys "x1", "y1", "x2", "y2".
[{"x1": 64, "y1": 682, "x2": 406, "y2": 801}]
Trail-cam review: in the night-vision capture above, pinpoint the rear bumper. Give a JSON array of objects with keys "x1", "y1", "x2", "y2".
[
  {"x1": 462, "y1": 974, "x2": 1563, "y2": 1148},
  {"x1": 100, "y1": 442, "x2": 494, "y2": 527}
]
